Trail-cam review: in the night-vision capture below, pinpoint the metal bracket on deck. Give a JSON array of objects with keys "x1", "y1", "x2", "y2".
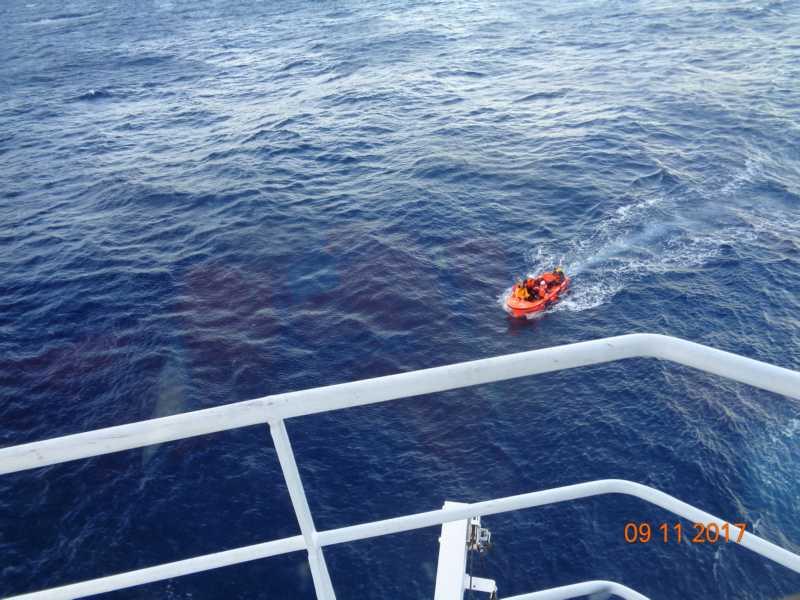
[
  {"x1": 434, "y1": 502, "x2": 497, "y2": 600},
  {"x1": 464, "y1": 575, "x2": 497, "y2": 595}
]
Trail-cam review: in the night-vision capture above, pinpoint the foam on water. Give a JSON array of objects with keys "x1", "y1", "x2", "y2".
[{"x1": 508, "y1": 153, "x2": 793, "y2": 315}]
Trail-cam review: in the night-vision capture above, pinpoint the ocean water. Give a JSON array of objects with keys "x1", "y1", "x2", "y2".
[{"x1": 2, "y1": 0, "x2": 800, "y2": 598}]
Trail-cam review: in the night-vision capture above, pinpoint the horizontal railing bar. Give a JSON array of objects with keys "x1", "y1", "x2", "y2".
[
  {"x1": 2, "y1": 334, "x2": 799, "y2": 476},
  {"x1": 5, "y1": 535, "x2": 305, "y2": 600},
  {"x1": 503, "y1": 580, "x2": 649, "y2": 600},
  {"x1": 9, "y1": 479, "x2": 800, "y2": 599},
  {"x1": 315, "y1": 479, "x2": 800, "y2": 575}
]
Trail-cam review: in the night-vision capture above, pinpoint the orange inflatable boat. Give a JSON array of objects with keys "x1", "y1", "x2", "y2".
[{"x1": 506, "y1": 274, "x2": 570, "y2": 318}]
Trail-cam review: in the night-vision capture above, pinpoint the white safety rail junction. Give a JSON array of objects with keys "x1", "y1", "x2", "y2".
[{"x1": 1, "y1": 333, "x2": 799, "y2": 599}]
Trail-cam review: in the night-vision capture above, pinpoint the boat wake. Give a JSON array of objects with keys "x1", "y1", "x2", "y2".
[{"x1": 504, "y1": 156, "x2": 789, "y2": 315}]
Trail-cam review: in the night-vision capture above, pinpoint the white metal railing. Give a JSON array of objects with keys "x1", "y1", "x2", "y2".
[
  {"x1": 503, "y1": 580, "x2": 648, "y2": 600},
  {"x1": 2, "y1": 333, "x2": 800, "y2": 599}
]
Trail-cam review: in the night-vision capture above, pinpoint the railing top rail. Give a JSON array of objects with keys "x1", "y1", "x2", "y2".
[{"x1": 1, "y1": 333, "x2": 799, "y2": 476}]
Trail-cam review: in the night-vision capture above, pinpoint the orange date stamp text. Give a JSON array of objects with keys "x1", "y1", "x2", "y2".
[{"x1": 624, "y1": 522, "x2": 747, "y2": 544}]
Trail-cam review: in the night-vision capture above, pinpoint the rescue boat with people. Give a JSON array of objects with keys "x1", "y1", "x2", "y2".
[{"x1": 506, "y1": 268, "x2": 570, "y2": 318}]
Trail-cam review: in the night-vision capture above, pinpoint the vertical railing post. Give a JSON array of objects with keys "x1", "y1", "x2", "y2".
[{"x1": 269, "y1": 419, "x2": 336, "y2": 600}]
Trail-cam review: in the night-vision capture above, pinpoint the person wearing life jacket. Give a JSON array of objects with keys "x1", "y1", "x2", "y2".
[
  {"x1": 537, "y1": 279, "x2": 548, "y2": 299},
  {"x1": 525, "y1": 277, "x2": 536, "y2": 297},
  {"x1": 514, "y1": 280, "x2": 530, "y2": 300}
]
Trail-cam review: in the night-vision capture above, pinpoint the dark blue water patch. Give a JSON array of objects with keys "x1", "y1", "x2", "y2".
[
  {"x1": 434, "y1": 68, "x2": 486, "y2": 79},
  {"x1": 46, "y1": 12, "x2": 96, "y2": 21},
  {"x1": 630, "y1": 167, "x2": 683, "y2": 190},
  {"x1": 514, "y1": 88, "x2": 571, "y2": 103},
  {"x1": 318, "y1": 58, "x2": 366, "y2": 83},
  {"x1": 280, "y1": 58, "x2": 316, "y2": 72}
]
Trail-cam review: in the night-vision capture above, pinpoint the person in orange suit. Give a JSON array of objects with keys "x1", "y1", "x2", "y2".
[{"x1": 537, "y1": 279, "x2": 548, "y2": 299}]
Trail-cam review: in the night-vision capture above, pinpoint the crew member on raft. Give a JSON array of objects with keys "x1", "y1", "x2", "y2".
[
  {"x1": 537, "y1": 279, "x2": 548, "y2": 299},
  {"x1": 514, "y1": 268, "x2": 565, "y2": 302},
  {"x1": 541, "y1": 267, "x2": 564, "y2": 286},
  {"x1": 514, "y1": 280, "x2": 530, "y2": 300},
  {"x1": 525, "y1": 277, "x2": 536, "y2": 297}
]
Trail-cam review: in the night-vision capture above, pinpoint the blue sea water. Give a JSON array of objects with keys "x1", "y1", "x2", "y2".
[{"x1": 2, "y1": 0, "x2": 800, "y2": 597}]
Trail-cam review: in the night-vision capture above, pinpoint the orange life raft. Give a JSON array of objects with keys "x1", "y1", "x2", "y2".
[{"x1": 506, "y1": 275, "x2": 571, "y2": 318}]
